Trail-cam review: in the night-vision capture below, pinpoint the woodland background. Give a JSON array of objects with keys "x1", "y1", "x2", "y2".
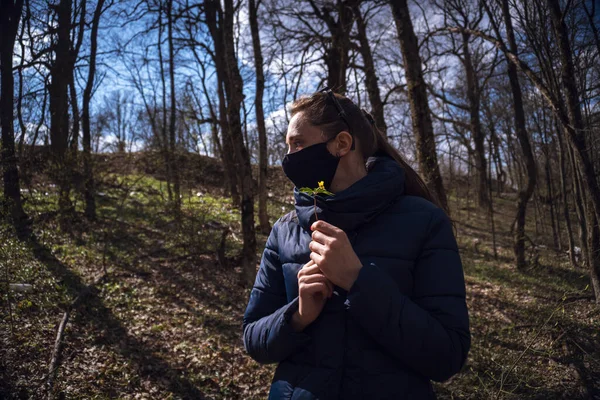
[{"x1": 0, "y1": 0, "x2": 599, "y2": 398}]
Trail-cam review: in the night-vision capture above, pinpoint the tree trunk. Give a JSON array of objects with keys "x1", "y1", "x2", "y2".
[
  {"x1": 69, "y1": 77, "x2": 80, "y2": 153},
  {"x1": 582, "y1": 1, "x2": 600, "y2": 57},
  {"x1": 81, "y1": 0, "x2": 105, "y2": 220},
  {"x1": 490, "y1": 129, "x2": 504, "y2": 195},
  {"x1": 16, "y1": 14, "x2": 27, "y2": 159},
  {"x1": 49, "y1": 0, "x2": 74, "y2": 215},
  {"x1": 325, "y1": 0, "x2": 354, "y2": 94},
  {"x1": 205, "y1": 7, "x2": 239, "y2": 205},
  {"x1": 206, "y1": 0, "x2": 257, "y2": 286},
  {"x1": 389, "y1": 0, "x2": 448, "y2": 212},
  {"x1": 157, "y1": 7, "x2": 173, "y2": 204},
  {"x1": 488, "y1": 136, "x2": 497, "y2": 259},
  {"x1": 166, "y1": 0, "x2": 180, "y2": 214},
  {"x1": 586, "y1": 207, "x2": 600, "y2": 304},
  {"x1": 556, "y1": 122, "x2": 578, "y2": 268},
  {"x1": 198, "y1": 62, "x2": 222, "y2": 159},
  {"x1": 210, "y1": 118, "x2": 221, "y2": 159},
  {"x1": 444, "y1": 19, "x2": 600, "y2": 225},
  {"x1": 461, "y1": 32, "x2": 489, "y2": 210},
  {"x1": 217, "y1": 82, "x2": 239, "y2": 205},
  {"x1": 547, "y1": 0, "x2": 600, "y2": 226},
  {"x1": 498, "y1": 0, "x2": 537, "y2": 269},
  {"x1": 0, "y1": 0, "x2": 27, "y2": 229},
  {"x1": 68, "y1": 0, "x2": 85, "y2": 155},
  {"x1": 568, "y1": 140, "x2": 589, "y2": 268},
  {"x1": 544, "y1": 147, "x2": 559, "y2": 249},
  {"x1": 352, "y1": 3, "x2": 387, "y2": 137},
  {"x1": 249, "y1": 0, "x2": 270, "y2": 234}
]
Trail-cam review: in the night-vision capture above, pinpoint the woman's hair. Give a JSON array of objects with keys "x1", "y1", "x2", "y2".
[{"x1": 290, "y1": 91, "x2": 446, "y2": 212}]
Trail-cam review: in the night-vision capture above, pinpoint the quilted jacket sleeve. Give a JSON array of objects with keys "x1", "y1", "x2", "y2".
[
  {"x1": 242, "y1": 221, "x2": 311, "y2": 364},
  {"x1": 346, "y1": 208, "x2": 470, "y2": 382}
]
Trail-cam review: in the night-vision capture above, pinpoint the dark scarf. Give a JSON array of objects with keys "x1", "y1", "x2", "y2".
[{"x1": 294, "y1": 155, "x2": 405, "y2": 233}]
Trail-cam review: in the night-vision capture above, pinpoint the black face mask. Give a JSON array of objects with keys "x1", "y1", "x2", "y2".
[{"x1": 282, "y1": 140, "x2": 340, "y2": 190}]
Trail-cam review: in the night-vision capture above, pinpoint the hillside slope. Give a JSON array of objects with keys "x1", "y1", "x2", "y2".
[{"x1": 1, "y1": 154, "x2": 598, "y2": 399}]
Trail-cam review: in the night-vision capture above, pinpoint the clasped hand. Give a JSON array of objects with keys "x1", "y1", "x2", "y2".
[
  {"x1": 291, "y1": 221, "x2": 362, "y2": 332},
  {"x1": 292, "y1": 221, "x2": 362, "y2": 331},
  {"x1": 308, "y1": 220, "x2": 362, "y2": 291}
]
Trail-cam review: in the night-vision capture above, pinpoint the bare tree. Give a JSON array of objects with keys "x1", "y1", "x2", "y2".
[
  {"x1": 48, "y1": 0, "x2": 75, "y2": 215},
  {"x1": 0, "y1": 0, "x2": 28, "y2": 230},
  {"x1": 556, "y1": 117, "x2": 578, "y2": 269},
  {"x1": 166, "y1": 0, "x2": 181, "y2": 214},
  {"x1": 68, "y1": 0, "x2": 87, "y2": 155},
  {"x1": 389, "y1": 0, "x2": 448, "y2": 211},
  {"x1": 205, "y1": 0, "x2": 257, "y2": 286},
  {"x1": 352, "y1": 2, "x2": 387, "y2": 136},
  {"x1": 433, "y1": 0, "x2": 499, "y2": 210},
  {"x1": 546, "y1": 0, "x2": 600, "y2": 301},
  {"x1": 81, "y1": 0, "x2": 108, "y2": 220},
  {"x1": 441, "y1": 1, "x2": 600, "y2": 229},
  {"x1": 485, "y1": 0, "x2": 538, "y2": 269},
  {"x1": 249, "y1": 0, "x2": 271, "y2": 234},
  {"x1": 307, "y1": 0, "x2": 357, "y2": 93}
]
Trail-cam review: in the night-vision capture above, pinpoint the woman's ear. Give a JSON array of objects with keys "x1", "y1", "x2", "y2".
[{"x1": 334, "y1": 131, "x2": 353, "y2": 157}]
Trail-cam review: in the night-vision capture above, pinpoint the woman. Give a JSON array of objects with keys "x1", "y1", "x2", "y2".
[{"x1": 242, "y1": 89, "x2": 470, "y2": 399}]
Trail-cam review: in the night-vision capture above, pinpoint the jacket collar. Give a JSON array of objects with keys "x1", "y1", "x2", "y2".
[{"x1": 294, "y1": 155, "x2": 405, "y2": 232}]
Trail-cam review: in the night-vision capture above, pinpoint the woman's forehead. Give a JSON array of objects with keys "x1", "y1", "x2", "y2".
[{"x1": 286, "y1": 114, "x2": 323, "y2": 142}]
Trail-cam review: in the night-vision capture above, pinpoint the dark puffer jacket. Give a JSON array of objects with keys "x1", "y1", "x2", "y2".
[{"x1": 243, "y1": 156, "x2": 470, "y2": 399}]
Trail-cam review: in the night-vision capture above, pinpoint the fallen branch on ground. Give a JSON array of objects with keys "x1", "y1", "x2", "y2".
[{"x1": 46, "y1": 273, "x2": 107, "y2": 400}]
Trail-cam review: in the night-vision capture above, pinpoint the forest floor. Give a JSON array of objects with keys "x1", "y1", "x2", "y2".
[{"x1": 1, "y1": 153, "x2": 599, "y2": 400}]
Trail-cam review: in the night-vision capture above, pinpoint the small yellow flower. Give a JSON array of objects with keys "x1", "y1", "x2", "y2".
[{"x1": 318, "y1": 181, "x2": 325, "y2": 190}]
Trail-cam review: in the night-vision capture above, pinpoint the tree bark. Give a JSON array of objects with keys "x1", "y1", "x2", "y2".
[
  {"x1": 488, "y1": 135, "x2": 498, "y2": 259},
  {"x1": 543, "y1": 134, "x2": 559, "y2": 250},
  {"x1": 166, "y1": 0, "x2": 180, "y2": 214},
  {"x1": 16, "y1": 13, "x2": 27, "y2": 159},
  {"x1": 68, "y1": 0, "x2": 85, "y2": 155},
  {"x1": 389, "y1": 0, "x2": 448, "y2": 211},
  {"x1": 0, "y1": 0, "x2": 28, "y2": 229},
  {"x1": 68, "y1": 78, "x2": 80, "y2": 153},
  {"x1": 582, "y1": 1, "x2": 600, "y2": 57},
  {"x1": 490, "y1": 129, "x2": 504, "y2": 195},
  {"x1": 461, "y1": 31, "x2": 489, "y2": 210},
  {"x1": 81, "y1": 0, "x2": 106, "y2": 220},
  {"x1": 307, "y1": 0, "x2": 355, "y2": 94},
  {"x1": 556, "y1": 121, "x2": 578, "y2": 268},
  {"x1": 249, "y1": 0, "x2": 270, "y2": 235},
  {"x1": 157, "y1": 6, "x2": 173, "y2": 204},
  {"x1": 206, "y1": 0, "x2": 257, "y2": 286},
  {"x1": 204, "y1": 4, "x2": 239, "y2": 204},
  {"x1": 198, "y1": 61, "x2": 222, "y2": 159},
  {"x1": 568, "y1": 138, "x2": 590, "y2": 268},
  {"x1": 498, "y1": 0, "x2": 538, "y2": 269},
  {"x1": 547, "y1": 0, "x2": 600, "y2": 226},
  {"x1": 49, "y1": 0, "x2": 74, "y2": 215},
  {"x1": 586, "y1": 207, "x2": 600, "y2": 304},
  {"x1": 352, "y1": 2, "x2": 387, "y2": 137},
  {"x1": 441, "y1": 21, "x2": 600, "y2": 225}
]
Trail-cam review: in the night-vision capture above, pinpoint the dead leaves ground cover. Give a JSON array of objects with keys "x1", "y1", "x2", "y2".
[{"x1": 1, "y1": 168, "x2": 599, "y2": 399}]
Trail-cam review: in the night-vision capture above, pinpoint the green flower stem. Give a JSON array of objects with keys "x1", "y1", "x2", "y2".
[{"x1": 299, "y1": 186, "x2": 333, "y2": 224}]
